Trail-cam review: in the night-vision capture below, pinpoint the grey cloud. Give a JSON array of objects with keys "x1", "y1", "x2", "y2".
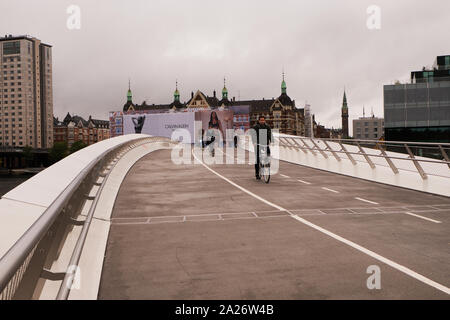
[{"x1": 1, "y1": 0, "x2": 449, "y2": 133}]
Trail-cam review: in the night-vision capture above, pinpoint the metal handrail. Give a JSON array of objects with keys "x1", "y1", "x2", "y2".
[
  {"x1": 275, "y1": 137, "x2": 450, "y2": 166},
  {"x1": 0, "y1": 136, "x2": 153, "y2": 299},
  {"x1": 56, "y1": 137, "x2": 155, "y2": 299},
  {"x1": 275, "y1": 136, "x2": 450, "y2": 180},
  {"x1": 296, "y1": 136, "x2": 450, "y2": 147}
]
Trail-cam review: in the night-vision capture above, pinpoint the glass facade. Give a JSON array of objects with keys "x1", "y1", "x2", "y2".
[
  {"x1": 385, "y1": 126, "x2": 450, "y2": 143},
  {"x1": 3, "y1": 41, "x2": 20, "y2": 55},
  {"x1": 385, "y1": 56, "x2": 450, "y2": 143},
  {"x1": 384, "y1": 82, "x2": 450, "y2": 129}
]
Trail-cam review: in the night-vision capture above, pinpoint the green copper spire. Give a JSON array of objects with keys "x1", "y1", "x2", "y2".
[
  {"x1": 127, "y1": 79, "x2": 132, "y2": 102},
  {"x1": 281, "y1": 71, "x2": 287, "y2": 94},
  {"x1": 342, "y1": 90, "x2": 348, "y2": 109},
  {"x1": 174, "y1": 80, "x2": 180, "y2": 102},
  {"x1": 222, "y1": 77, "x2": 228, "y2": 99}
]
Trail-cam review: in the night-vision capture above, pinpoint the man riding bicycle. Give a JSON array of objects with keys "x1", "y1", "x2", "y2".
[{"x1": 251, "y1": 115, "x2": 273, "y2": 180}]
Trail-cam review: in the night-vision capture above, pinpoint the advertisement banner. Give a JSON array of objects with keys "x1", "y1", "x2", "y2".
[
  {"x1": 194, "y1": 110, "x2": 234, "y2": 146},
  {"x1": 123, "y1": 112, "x2": 196, "y2": 143}
]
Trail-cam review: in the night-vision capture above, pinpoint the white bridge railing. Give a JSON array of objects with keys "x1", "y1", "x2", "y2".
[
  {"x1": 265, "y1": 133, "x2": 450, "y2": 197},
  {"x1": 0, "y1": 134, "x2": 173, "y2": 300}
]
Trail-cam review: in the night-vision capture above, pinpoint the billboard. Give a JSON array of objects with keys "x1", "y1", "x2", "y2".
[
  {"x1": 123, "y1": 112, "x2": 196, "y2": 143},
  {"x1": 194, "y1": 110, "x2": 234, "y2": 146},
  {"x1": 230, "y1": 105, "x2": 250, "y2": 131}
]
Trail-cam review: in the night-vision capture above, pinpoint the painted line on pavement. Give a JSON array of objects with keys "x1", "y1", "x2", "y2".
[
  {"x1": 322, "y1": 187, "x2": 340, "y2": 194},
  {"x1": 297, "y1": 179, "x2": 312, "y2": 185},
  {"x1": 355, "y1": 197, "x2": 379, "y2": 205},
  {"x1": 404, "y1": 212, "x2": 442, "y2": 224},
  {"x1": 192, "y1": 148, "x2": 450, "y2": 296},
  {"x1": 192, "y1": 149, "x2": 285, "y2": 211}
]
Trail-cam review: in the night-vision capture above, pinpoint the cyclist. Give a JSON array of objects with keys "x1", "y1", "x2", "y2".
[{"x1": 250, "y1": 115, "x2": 273, "y2": 180}]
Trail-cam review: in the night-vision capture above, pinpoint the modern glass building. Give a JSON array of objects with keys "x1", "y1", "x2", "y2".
[{"x1": 384, "y1": 55, "x2": 450, "y2": 143}]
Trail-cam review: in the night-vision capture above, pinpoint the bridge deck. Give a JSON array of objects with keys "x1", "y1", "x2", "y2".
[{"x1": 98, "y1": 149, "x2": 450, "y2": 299}]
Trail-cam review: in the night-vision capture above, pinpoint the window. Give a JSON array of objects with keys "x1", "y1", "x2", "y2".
[{"x1": 3, "y1": 41, "x2": 20, "y2": 55}]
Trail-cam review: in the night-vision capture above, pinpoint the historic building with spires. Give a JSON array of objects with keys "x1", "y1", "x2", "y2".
[{"x1": 118, "y1": 75, "x2": 305, "y2": 136}]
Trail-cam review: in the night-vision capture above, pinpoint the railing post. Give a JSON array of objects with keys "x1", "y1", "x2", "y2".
[
  {"x1": 310, "y1": 138, "x2": 328, "y2": 159},
  {"x1": 290, "y1": 138, "x2": 308, "y2": 154},
  {"x1": 379, "y1": 148, "x2": 399, "y2": 174},
  {"x1": 356, "y1": 142, "x2": 376, "y2": 169},
  {"x1": 278, "y1": 137, "x2": 295, "y2": 150},
  {"x1": 439, "y1": 145, "x2": 450, "y2": 169},
  {"x1": 323, "y1": 140, "x2": 341, "y2": 162},
  {"x1": 299, "y1": 138, "x2": 317, "y2": 156},
  {"x1": 405, "y1": 144, "x2": 428, "y2": 180},
  {"x1": 338, "y1": 142, "x2": 357, "y2": 165}
]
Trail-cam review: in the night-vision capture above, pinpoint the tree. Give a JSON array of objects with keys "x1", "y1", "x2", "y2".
[
  {"x1": 49, "y1": 142, "x2": 69, "y2": 164},
  {"x1": 70, "y1": 141, "x2": 87, "y2": 154}
]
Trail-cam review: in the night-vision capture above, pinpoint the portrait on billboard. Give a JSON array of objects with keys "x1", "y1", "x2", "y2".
[
  {"x1": 132, "y1": 115, "x2": 146, "y2": 134},
  {"x1": 195, "y1": 110, "x2": 234, "y2": 148}
]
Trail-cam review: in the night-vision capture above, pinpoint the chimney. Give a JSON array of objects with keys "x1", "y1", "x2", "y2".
[
  {"x1": 233, "y1": 97, "x2": 235, "y2": 102},
  {"x1": 213, "y1": 90, "x2": 216, "y2": 98},
  {"x1": 191, "y1": 91, "x2": 194, "y2": 99}
]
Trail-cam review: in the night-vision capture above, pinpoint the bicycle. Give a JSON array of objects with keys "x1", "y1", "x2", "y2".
[{"x1": 257, "y1": 144, "x2": 271, "y2": 184}]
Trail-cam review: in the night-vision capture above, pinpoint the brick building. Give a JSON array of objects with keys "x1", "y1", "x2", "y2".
[{"x1": 54, "y1": 113, "x2": 110, "y2": 147}]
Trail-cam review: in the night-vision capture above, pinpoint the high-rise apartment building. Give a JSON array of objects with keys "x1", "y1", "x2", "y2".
[{"x1": 0, "y1": 35, "x2": 53, "y2": 148}]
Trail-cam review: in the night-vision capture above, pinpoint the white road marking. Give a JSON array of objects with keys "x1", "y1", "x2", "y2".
[
  {"x1": 192, "y1": 148, "x2": 450, "y2": 295},
  {"x1": 192, "y1": 149, "x2": 285, "y2": 211},
  {"x1": 297, "y1": 179, "x2": 311, "y2": 185},
  {"x1": 355, "y1": 197, "x2": 379, "y2": 205},
  {"x1": 322, "y1": 187, "x2": 339, "y2": 194},
  {"x1": 403, "y1": 212, "x2": 442, "y2": 224},
  {"x1": 280, "y1": 174, "x2": 290, "y2": 178}
]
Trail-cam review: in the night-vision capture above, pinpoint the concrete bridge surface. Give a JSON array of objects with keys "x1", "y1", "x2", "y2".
[{"x1": 95, "y1": 148, "x2": 450, "y2": 299}]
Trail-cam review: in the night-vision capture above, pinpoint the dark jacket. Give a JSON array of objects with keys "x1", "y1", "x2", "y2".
[{"x1": 251, "y1": 123, "x2": 273, "y2": 146}]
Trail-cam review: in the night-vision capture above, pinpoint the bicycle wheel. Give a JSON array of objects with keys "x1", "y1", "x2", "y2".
[{"x1": 263, "y1": 165, "x2": 270, "y2": 184}]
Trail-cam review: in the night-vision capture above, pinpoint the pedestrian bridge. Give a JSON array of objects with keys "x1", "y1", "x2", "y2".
[{"x1": 0, "y1": 134, "x2": 449, "y2": 300}]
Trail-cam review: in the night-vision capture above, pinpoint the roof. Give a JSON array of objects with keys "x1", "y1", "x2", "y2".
[
  {"x1": 185, "y1": 91, "x2": 220, "y2": 108},
  {"x1": 277, "y1": 93, "x2": 294, "y2": 106},
  {"x1": 0, "y1": 35, "x2": 52, "y2": 47},
  {"x1": 58, "y1": 113, "x2": 109, "y2": 128},
  {"x1": 120, "y1": 90, "x2": 298, "y2": 113},
  {"x1": 231, "y1": 99, "x2": 274, "y2": 112}
]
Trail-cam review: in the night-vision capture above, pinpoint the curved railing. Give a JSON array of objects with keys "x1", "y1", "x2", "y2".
[
  {"x1": 0, "y1": 134, "x2": 171, "y2": 300},
  {"x1": 242, "y1": 132, "x2": 450, "y2": 197}
]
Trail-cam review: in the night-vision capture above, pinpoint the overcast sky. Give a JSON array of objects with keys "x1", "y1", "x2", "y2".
[{"x1": 2, "y1": 0, "x2": 449, "y2": 131}]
